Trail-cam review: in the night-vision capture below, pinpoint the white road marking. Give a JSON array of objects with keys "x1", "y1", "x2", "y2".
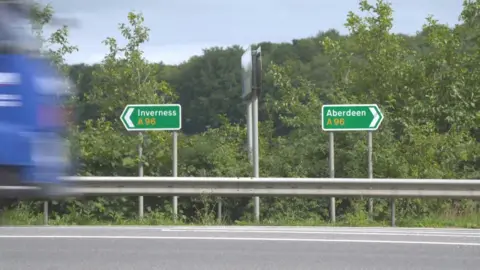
[
  {"x1": 0, "y1": 235, "x2": 479, "y2": 246},
  {"x1": 157, "y1": 228, "x2": 480, "y2": 238},
  {"x1": 13, "y1": 225, "x2": 476, "y2": 231},
  {"x1": 3, "y1": 226, "x2": 479, "y2": 237}
]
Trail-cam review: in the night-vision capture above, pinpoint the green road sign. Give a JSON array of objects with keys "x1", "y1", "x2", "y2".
[
  {"x1": 322, "y1": 104, "x2": 383, "y2": 131},
  {"x1": 120, "y1": 104, "x2": 181, "y2": 131}
]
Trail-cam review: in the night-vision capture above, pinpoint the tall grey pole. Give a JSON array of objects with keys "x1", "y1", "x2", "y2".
[
  {"x1": 329, "y1": 132, "x2": 335, "y2": 223},
  {"x1": 368, "y1": 131, "x2": 373, "y2": 220},
  {"x1": 252, "y1": 90, "x2": 260, "y2": 222},
  {"x1": 251, "y1": 50, "x2": 260, "y2": 222},
  {"x1": 172, "y1": 131, "x2": 178, "y2": 222},
  {"x1": 247, "y1": 102, "x2": 253, "y2": 163},
  {"x1": 138, "y1": 132, "x2": 144, "y2": 218},
  {"x1": 244, "y1": 96, "x2": 253, "y2": 223}
]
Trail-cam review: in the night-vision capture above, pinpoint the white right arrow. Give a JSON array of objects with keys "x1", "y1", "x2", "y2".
[
  {"x1": 369, "y1": 107, "x2": 379, "y2": 128},
  {"x1": 124, "y1": 108, "x2": 135, "y2": 128}
]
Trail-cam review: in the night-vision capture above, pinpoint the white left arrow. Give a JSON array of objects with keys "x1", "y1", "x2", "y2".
[
  {"x1": 369, "y1": 107, "x2": 379, "y2": 128},
  {"x1": 124, "y1": 108, "x2": 135, "y2": 128}
]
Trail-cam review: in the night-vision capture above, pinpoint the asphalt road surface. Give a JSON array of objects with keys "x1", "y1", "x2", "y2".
[{"x1": 0, "y1": 226, "x2": 479, "y2": 270}]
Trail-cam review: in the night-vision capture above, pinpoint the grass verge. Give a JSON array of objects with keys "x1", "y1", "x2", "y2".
[{"x1": 1, "y1": 207, "x2": 479, "y2": 228}]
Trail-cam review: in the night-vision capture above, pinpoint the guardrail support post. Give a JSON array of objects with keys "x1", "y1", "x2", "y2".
[
  {"x1": 391, "y1": 199, "x2": 395, "y2": 227},
  {"x1": 43, "y1": 201, "x2": 48, "y2": 225},
  {"x1": 217, "y1": 198, "x2": 222, "y2": 223}
]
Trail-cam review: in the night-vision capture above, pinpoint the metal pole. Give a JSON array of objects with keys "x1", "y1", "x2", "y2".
[
  {"x1": 217, "y1": 198, "x2": 222, "y2": 223},
  {"x1": 329, "y1": 132, "x2": 335, "y2": 223},
  {"x1": 43, "y1": 201, "x2": 48, "y2": 225},
  {"x1": 246, "y1": 99, "x2": 252, "y2": 222},
  {"x1": 391, "y1": 198, "x2": 396, "y2": 227},
  {"x1": 368, "y1": 131, "x2": 373, "y2": 220},
  {"x1": 138, "y1": 132, "x2": 144, "y2": 218},
  {"x1": 247, "y1": 101, "x2": 253, "y2": 163},
  {"x1": 172, "y1": 131, "x2": 178, "y2": 222},
  {"x1": 251, "y1": 50, "x2": 260, "y2": 222},
  {"x1": 252, "y1": 90, "x2": 260, "y2": 222}
]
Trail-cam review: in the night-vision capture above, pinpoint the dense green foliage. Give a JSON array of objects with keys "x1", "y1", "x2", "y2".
[{"x1": 2, "y1": 0, "x2": 479, "y2": 226}]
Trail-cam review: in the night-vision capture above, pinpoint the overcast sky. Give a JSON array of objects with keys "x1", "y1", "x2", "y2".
[{"x1": 37, "y1": 0, "x2": 464, "y2": 65}]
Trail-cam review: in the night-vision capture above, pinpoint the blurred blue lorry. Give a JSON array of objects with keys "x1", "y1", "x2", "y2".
[{"x1": 0, "y1": 0, "x2": 75, "y2": 200}]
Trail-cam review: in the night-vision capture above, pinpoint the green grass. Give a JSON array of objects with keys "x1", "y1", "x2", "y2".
[
  {"x1": 2, "y1": 208, "x2": 479, "y2": 228},
  {"x1": 2, "y1": 196, "x2": 479, "y2": 228}
]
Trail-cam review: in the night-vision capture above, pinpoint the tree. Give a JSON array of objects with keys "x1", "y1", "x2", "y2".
[{"x1": 30, "y1": 2, "x2": 78, "y2": 71}]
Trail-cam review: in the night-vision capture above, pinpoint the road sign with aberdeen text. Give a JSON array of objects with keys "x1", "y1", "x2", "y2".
[
  {"x1": 120, "y1": 104, "x2": 181, "y2": 131},
  {"x1": 321, "y1": 104, "x2": 383, "y2": 131}
]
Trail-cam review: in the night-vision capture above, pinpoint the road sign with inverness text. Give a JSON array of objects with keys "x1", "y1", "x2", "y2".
[
  {"x1": 321, "y1": 104, "x2": 383, "y2": 131},
  {"x1": 120, "y1": 104, "x2": 181, "y2": 131}
]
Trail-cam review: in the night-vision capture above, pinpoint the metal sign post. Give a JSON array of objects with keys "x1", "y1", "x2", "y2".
[
  {"x1": 322, "y1": 104, "x2": 384, "y2": 223},
  {"x1": 120, "y1": 103, "x2": 182, "y2": 219},
  {"x1": 241, "y1": 46, "x2": 262, "y2": 222}
]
